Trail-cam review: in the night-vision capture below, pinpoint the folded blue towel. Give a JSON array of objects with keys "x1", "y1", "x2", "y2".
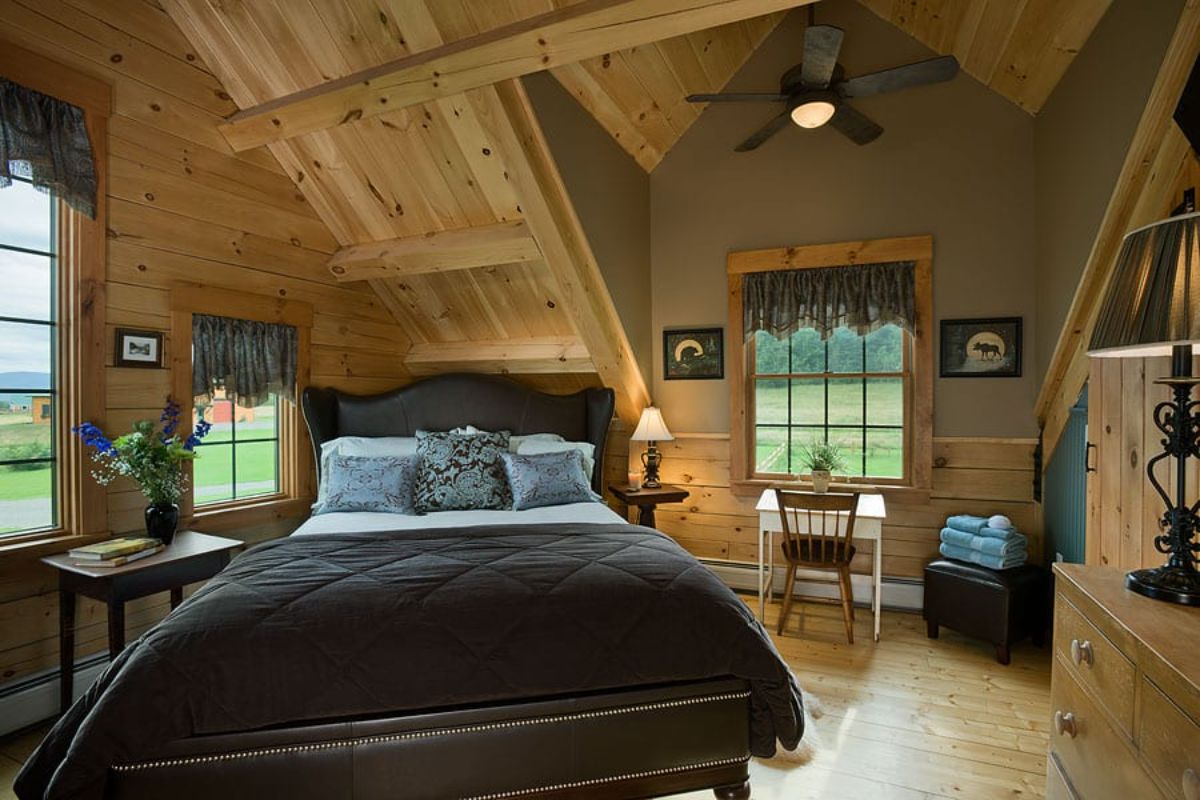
[
  {"x1": 940, "y1": 527, "x2": 1027, "y2": 556},
  {"x1": 939, "y1": 542, "x2": 1027, "y2": 570},
  {"x1": 945, "y1": 514, "x2": 989, "y2": 535}
]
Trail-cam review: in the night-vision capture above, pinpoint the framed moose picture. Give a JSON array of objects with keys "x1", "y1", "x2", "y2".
[{"x1": 939, "y1": 317, "x2": 1022, "y2": 378}]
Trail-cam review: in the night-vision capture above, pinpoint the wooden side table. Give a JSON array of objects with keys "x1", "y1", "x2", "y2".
[
  {"x1": 608, "y1": 484, "x2": 689, "y2": 528},
  {"x1": 41, "y1": 530, "x2": 241, "y2": 713}
]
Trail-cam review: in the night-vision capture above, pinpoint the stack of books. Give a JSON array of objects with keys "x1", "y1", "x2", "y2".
[{"x1": 68, "y1": 537, "x2": 164, "y2": 567}]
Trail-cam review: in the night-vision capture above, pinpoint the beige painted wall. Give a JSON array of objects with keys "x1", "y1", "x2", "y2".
[
  {"x1": 525, "y1": 72, "x2": 653, "y2": 388},
  {"x1": 650, "y1": 0, "x2": 1037, "y2": 436},
  {"x1": 1033, "y1": 0, "x2": 1183, "y2": 385}
]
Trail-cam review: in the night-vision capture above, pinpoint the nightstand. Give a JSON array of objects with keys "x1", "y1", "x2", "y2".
[
  {"x1": 608, "y1": 484, "x2": 689, "y2": 528},
  {"x1": 41, "y1": 530, "x2": 241, "y2": 713}
]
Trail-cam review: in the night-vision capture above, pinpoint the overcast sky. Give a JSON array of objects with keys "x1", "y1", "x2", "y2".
[{"x1": 0, "y1": 181, "x2": 53, "y2": 380}]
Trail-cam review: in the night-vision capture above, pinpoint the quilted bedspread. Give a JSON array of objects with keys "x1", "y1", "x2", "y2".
[{"x1": 16, "y1": 523, "x2": 804, "y2": 800}]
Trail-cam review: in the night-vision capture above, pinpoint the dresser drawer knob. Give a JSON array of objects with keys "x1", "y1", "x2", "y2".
[
  {"x1": 1183, "y1": 768, "x2": 1199, "y2": 800},
  {"x1": 1070, "y1": 638, "x2": 1094, "y2": 667},
  {"x1": 1054, "y1": 710, "x2": 1078, "y2": 738}
]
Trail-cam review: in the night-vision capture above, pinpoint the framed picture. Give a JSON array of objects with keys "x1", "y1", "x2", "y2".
[
  {"x1": 663, "y1": 327, "x2": 724, "y2": 380},
  {"x1": 114, "y1": 328, "x2": 164, "y2": 369},
  {"x1": 940, "y1": 317, "x2": 1022, "y2": 378}
]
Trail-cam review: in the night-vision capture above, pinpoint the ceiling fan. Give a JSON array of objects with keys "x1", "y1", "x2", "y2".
[{"x1": 686, "y1": 13, "x2": 959, "y2": 152}]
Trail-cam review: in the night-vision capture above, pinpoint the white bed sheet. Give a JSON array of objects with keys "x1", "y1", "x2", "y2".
[{"x1": 292, "y1": 501, "x2": 627, "y2": 536}]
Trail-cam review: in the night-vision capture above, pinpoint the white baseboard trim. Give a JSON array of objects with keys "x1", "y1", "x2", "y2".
[
  {"x1": 0, "y1": 657, "x2": 109, "y2": 738},
  {"x1": 703, "y1": 560, "x2": 924, "y2": 612}
]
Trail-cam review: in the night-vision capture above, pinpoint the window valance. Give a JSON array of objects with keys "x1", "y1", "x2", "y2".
[
  {"x1": 0, "y1": 78, "x2": 97, "y2": 218},
  {"x1": 743, "y1": 260, "x2": 916, "y2": 341},
  {"x1": 193, "y1": 314, "x2": 298, "y2": 406}
]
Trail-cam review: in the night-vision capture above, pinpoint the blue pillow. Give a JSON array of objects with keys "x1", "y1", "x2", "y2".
[
  {"x1": 312, "y1": 455, "x2": 417, "y2": 515},
  {"x1": 501, "y1": 450, "x2": 601, "y2": 511}
]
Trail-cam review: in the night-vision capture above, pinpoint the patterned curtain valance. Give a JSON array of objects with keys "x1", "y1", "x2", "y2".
[
  {"x1": 192, "y1": 314, "x2": 298, "y2": 407},
  {"x1": 0, "y1": 79, "x2": 97, "y2": 218},
  {"x1": 743, "y1": 260, "x2": 916, "y2": 341}
]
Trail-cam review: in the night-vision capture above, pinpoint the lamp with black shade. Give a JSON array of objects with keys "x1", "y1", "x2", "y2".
[
  {"x1": 631, "y1": 406, "x2": 674, "y2": 489},
  {"x1": 1089, "y1": 210, "x2": 1200, "y2": 606}
]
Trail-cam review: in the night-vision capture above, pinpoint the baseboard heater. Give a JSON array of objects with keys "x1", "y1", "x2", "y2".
[
  {"x1": 702, "y1": 559, "x2": 925, "y2": 613},
  {"x1": 0, "y1": 653, "x2": 109, "y2": 738}
]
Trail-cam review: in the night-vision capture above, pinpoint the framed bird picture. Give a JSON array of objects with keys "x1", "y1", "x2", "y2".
[
  {"x1": 663, "y1": 327, "x2": 724, "y2": 380},
  {"x1": 939, "y1": 317, "x2": 1022, "y2": 378}
]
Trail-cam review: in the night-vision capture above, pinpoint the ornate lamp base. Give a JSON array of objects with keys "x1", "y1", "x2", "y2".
[{"x1": 1126, "y1": 565, "x2": 1200, "y2": 606}]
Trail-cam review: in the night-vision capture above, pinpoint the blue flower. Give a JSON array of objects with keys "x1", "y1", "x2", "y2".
[
  {"x1": 160, "y1": 398, "x2": 181, "y2": 439},
  {"x1": 73, "y1": 422, "x2": 115, "y2": 456}
]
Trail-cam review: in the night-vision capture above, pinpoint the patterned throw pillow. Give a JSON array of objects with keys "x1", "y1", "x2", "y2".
[
  {"x1": 312, "y1": 455, "x2": 417, "y2": 515},
  {"x1": 501, "y1": 450, "x2": 601, "y2": 511},
  {"x1": 414, "y1": 430, "x2": 512, "y2": 512}
]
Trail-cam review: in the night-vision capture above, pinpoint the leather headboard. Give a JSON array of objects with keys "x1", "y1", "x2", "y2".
[{"x1": 302, "y1": 374, "x2": 616, "y2": 493}]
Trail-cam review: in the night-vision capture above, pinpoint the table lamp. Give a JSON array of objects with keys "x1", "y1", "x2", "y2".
[
  {"x1": 1089, "y1": 210, "x2": 1200, "y2": 605},
  {"x1": 631, "y1": 406, "x2": 674, "y2": 489}
]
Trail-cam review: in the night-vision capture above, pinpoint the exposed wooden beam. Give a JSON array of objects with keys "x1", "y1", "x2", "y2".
[
  {"x1": 405, "y1": 337, "x2": 593, "y2": 375},
  {"x1": 218, "y1": 0, "x2": 813, "y2": 152},
  {"x1": 328, "y1": 220, "x2": 541, "y2": 281},
  {"x1": 474, "y1": 80, "x2": 651, "y2": 424},
  {"x1": 1036, "y1": 0, "x2": 1200, "y2": 461}
]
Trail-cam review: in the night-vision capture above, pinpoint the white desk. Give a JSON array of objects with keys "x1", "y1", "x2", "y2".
[{"x1": 756, "y1": 490, "x2": 887, "y2": 642}]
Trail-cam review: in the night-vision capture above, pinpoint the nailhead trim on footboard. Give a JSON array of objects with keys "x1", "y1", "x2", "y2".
[{"x1": 111, "y1": 690, "x2": 753, "y2": 773}]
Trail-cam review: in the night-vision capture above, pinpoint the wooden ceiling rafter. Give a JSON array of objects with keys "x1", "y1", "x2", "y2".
[
  {"x1": 405, "y1": 336, "x2": 594, "y2": 376},
  {"x1": 216, "y1": 0, "x2": 814, "y2": 153},
  {"x1": 328, "y1": 220, "x2": 542, "y2": 282}
]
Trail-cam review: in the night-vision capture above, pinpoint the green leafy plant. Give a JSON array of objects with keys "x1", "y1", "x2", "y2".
[
  {"x1": 798, "y1": 439, "x2": 847, "y2": 474},
  {"x1": 74, "y1": 399, "x2": 212, "y2": 505}
]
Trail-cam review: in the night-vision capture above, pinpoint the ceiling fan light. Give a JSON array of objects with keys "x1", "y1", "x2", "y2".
[{"x1": 790, "y1": 99, "x2": 837, "y2": 128}]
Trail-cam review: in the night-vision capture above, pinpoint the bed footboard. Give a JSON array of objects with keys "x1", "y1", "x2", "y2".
[{"x1": 108, "y1": 678, "x2": 752, "y2": 800}]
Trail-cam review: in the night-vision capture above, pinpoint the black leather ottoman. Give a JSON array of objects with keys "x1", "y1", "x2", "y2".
[{"x1": 923, "y1": 559, "x2": 1049, "y2": 665}]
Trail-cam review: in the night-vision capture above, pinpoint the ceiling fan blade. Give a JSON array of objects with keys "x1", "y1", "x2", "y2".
[
  {"x1": 800, "y1": 25, "x2": 844, "y2": 89},
  {"x1": 840, "y1": 55, "x2": 959, "y2": 98},
  {"x1": 828, "y1": 102, "x2": 883, "y2": 145},
  {"x1": 735, "y1": 110, "x2": 791, "y2": 152},
  {"x1": 686, "y1": 92, "x2": 788, "y2": 103}
]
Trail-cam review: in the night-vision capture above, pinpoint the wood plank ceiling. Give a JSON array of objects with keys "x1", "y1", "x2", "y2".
[
  {"x1": 161, "y1": 0, "x2": 801, "y2": 421},
  {"x1": 857, "y1": 0, "x2": 1113, "y2": 115}
]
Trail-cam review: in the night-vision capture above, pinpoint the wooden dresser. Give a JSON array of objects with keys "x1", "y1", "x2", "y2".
[{"x1": 1049, "y1": 564, "x2": 1200, "y2": 800}]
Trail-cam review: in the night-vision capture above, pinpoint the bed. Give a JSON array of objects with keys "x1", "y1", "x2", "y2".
[{"x1": 16, "y1": 374, "x2": 803, "y2": 800}]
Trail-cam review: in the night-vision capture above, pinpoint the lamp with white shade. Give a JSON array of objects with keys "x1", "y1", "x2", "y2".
[
  {"x1": 1088, "y1": 210, "x2": 1200, "y2": 605},
  {"x1": 631, "y1": 406, "x2": 674, "y2": 489}
]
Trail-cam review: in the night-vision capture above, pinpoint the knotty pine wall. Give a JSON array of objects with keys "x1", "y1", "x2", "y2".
[
  {"x1": 0, "y1": 0, "x2": 411, "y2": 688},
  {"x1": 629, "y1": 436, "x2": 1041, "y2": 580}
]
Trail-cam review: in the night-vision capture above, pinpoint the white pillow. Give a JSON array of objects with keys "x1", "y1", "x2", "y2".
[
  {"x1": 447, "y1": 426, "x2": 565, "y2": 454},
  {"x1": 321, "y1": 436, "x2": 419, "y2": 458},
  {"x1": 515, "y1": 439, "x2": 595, "y2": 479}
]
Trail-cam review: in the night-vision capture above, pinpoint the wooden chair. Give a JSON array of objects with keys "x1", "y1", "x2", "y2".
[{"x1": 774, "y1": 489, "x2": 861, "y2": 643}]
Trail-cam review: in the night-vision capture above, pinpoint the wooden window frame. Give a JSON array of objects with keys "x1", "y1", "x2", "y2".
[
  {"x1": 0, "y1": 43, "x2": 110, "y2": 560},
  {"x1": 168, "y1": 284, "x2": 313, "y2": 530},
  {"x1": 727, "y1": 235, "x2": 933, "y2": 496}
]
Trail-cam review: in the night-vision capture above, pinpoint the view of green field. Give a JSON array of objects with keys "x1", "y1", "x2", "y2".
[
  {"x1": 192, "y1": 398, "x2": 280, "y2": 505},
  {"x1": 0, "y1": 411, "x2": 54, "y2": 533},
  {"x1": 753, "y1": 325, "x2": 906, "y2": 478}
]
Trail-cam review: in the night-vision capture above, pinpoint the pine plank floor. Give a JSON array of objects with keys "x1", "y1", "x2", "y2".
[{"x1": 1, "y1": 599, "x2": 1051, "y2": 800}]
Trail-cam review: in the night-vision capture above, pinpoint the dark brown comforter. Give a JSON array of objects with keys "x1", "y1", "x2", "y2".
[{"x1": 16, "y1": 523, "x2": 804, "y2": 800}]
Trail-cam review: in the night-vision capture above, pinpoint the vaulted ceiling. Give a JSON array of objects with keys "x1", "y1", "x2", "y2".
[
  {"x1": 857, "y1": 0, "x2": 1113, "y2": 114},
  {"x1": 161, "y1": 0, "x2": 1114, "y2": 423}
]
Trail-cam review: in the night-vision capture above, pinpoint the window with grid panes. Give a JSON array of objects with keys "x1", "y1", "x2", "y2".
[
  {"x1": 750, "y1": 324, "x2": 909, "y2": 481},
  {"x1": 0, "y1": 178, "x2": 57, "y2": 535},
  {"x1": 191, "y1": 391, "x2": 281, "y2": 505}
]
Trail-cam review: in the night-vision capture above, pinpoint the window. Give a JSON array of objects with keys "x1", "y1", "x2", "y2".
[
  {"x1": 0, "y1": 178, "x2": 57, "y2": 536},
  {"x1": 751, "y1": 325, "x2": 908, "y2": 480},
  {"x1": 728, "y1": 236, "x2": 933, "y2": 491},
  {"x1": 191, "y1": 391, "x2": 281, "y2": 506}
]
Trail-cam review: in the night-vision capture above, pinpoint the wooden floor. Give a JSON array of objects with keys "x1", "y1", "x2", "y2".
[{"x1": 0, "y1": 600, "x2": 1050, "y2": 800}]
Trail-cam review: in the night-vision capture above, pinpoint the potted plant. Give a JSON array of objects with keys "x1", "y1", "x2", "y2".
[
  {"x1": 798, "y1": 439, "x2": 847, "y2": 493},
  {"x1": 73, "y1": 399, "x2": 212, "y2": 544}
]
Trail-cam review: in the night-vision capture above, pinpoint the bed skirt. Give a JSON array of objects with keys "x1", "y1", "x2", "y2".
[{"x1": 107, "y1": 678, "x2": 753, "y2": 800}]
